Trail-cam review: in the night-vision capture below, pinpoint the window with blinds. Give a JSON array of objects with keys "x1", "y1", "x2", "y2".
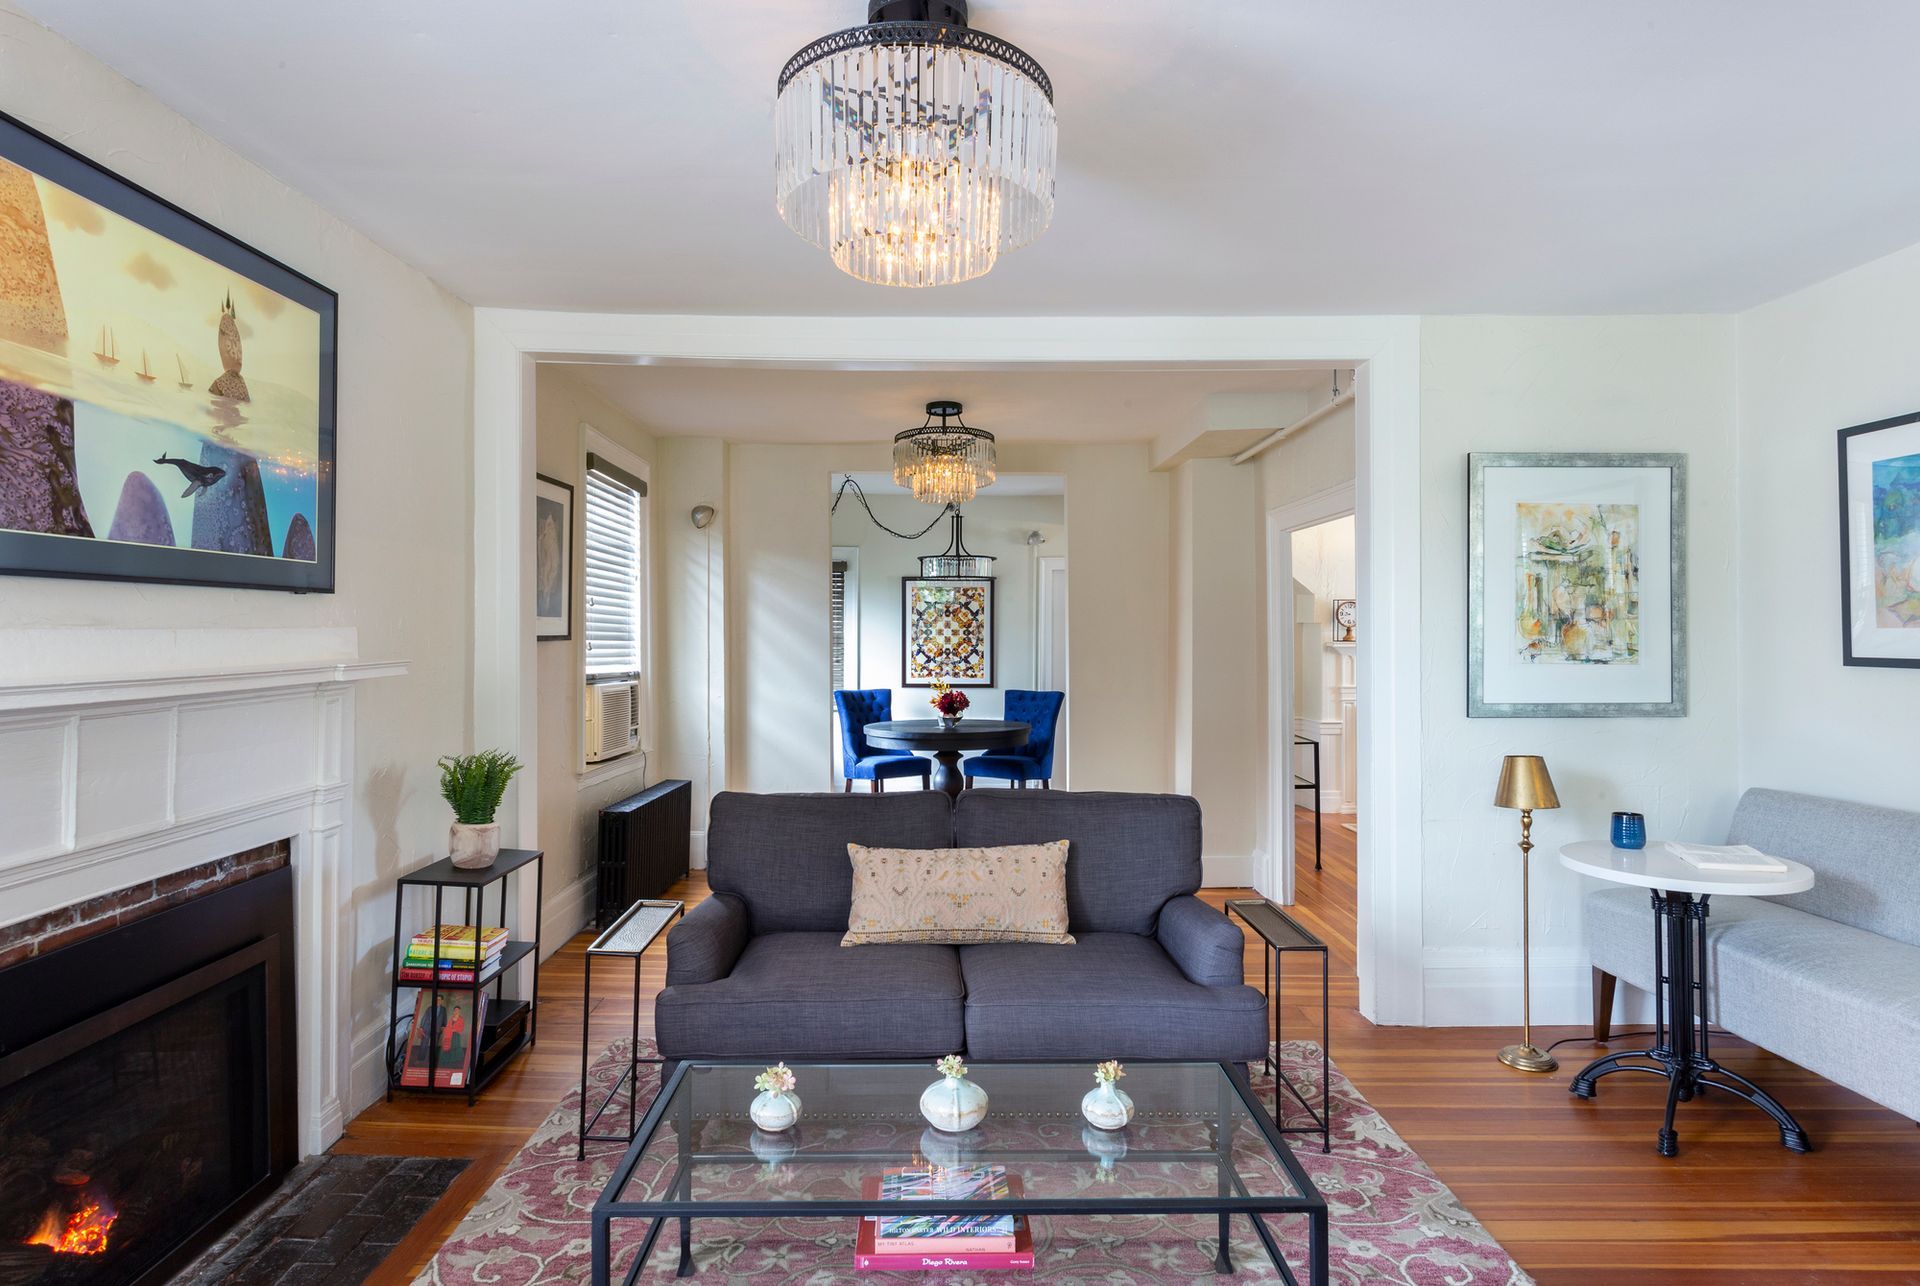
[
  {"x1": 584, "y1": 454, "x2": 646, "y2": 677},
  {"x1": 830, "y1": 560, "x2": 848, "y2": 693}
]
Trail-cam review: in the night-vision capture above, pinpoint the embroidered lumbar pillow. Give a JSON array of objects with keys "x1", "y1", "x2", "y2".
[{"x1": 841, "y1": 841, "x2": 1074, "y2": 946}]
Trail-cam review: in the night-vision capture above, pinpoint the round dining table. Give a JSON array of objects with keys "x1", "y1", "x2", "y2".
[{"x1": 862, "y1": 718, "x2": 1029, "y2": 798}]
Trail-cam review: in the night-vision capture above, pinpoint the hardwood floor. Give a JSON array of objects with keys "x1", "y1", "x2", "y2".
[{"x1": 343, "y1": 807, "x2": 1920, "y2": 1284}]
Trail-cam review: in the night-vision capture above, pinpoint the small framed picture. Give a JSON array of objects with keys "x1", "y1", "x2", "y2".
[
  {"x1": 1469, "y1": 452, "x2": 1687, "y2": 717},
  {"x1": 1839, "y1": 411, "x2": 1920, "y2": 668},
  {"x1": 534, "y1": 474, "x2": 572, "y2": 641}
]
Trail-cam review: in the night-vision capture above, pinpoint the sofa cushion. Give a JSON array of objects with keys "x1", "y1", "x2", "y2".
[
  {"x1": 958, "y1": 933, "x2": 1267, "y2": 1062},
  {"x1": 706, "y1": 791, "x2": 954, "y2": 934},
  {"x1": 843, "y1": 841, "x2": 1074, "y2": 946},
  {"x1": 655, "y1": 932, "x2": 965, "y2": 1061},
  {"x1": 952, "y1": 792, "x2": 1201, "y2": 935},
  {"x1": 1727, "y1": 788, "x2": 1920, "y2": 946},
  {"x1": 1714, "y1": 903, "x2": 1920, "y2": 1121}
]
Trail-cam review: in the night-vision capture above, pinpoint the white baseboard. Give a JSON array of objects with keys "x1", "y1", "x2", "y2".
[
  {"x1": 1422, "y1": 949, "x2": 1662, "y2": 1029},
  {"x1": 690, "y1": 828, "x2": 708, "y2": 870},
  {"x1": 1202, "y1": 853, "x2": 1253, "y2": 888},
  {"x1": 347, "y1": 1015, "x2": 392, "y2": 1130}
]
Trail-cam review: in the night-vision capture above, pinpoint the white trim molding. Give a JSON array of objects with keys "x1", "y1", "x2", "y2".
[
  {"x1": 0, "y1": 630, "x2": 405, "y2": 1157},
  {"x1": 472, "y1": 310, "x2": 1424, "y2": 1027}
]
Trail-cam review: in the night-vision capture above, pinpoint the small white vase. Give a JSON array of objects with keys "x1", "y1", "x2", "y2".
[
  {"x1": 449, "y1": 822, "x2": 501, "y2": 869},
  {"x1": 1081, "y1": 1081, "x2": 1135, "y2": 1131},
  {"x1": 749, "y1": 1089, "x2": 802, "y2": 1133},
  {"x1": 920, "y1": 1074, "x2": 988, "y2": 1132}
]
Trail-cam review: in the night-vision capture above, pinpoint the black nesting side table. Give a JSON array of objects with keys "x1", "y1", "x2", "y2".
[
  {"x1": 1228, "y1": 897, "x2": 1331, "y2": 1152},
  {"x1": 578, "y1": 898, "x2": 683, "y2": 1159}
]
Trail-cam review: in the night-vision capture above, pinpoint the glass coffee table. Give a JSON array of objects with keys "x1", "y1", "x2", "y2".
[{"x1": 591, "y1": 1060, "x2": 1328, "y2": 1284}]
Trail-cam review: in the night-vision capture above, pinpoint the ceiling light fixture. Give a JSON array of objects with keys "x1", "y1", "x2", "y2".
[
  {"x1": 774, "y1": 1, "x2": 1057, "y2": 288},
  {"x1": 920, "y1": 510, "x2": 996, "y2": 579},
  {"x1": 893, "y1": 400, "x2": 997, "y2": 504}
]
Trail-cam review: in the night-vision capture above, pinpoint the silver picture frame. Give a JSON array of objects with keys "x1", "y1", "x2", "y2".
[{"x1": 1468, "y1": 451, "x2": 1688, "y2": 718}]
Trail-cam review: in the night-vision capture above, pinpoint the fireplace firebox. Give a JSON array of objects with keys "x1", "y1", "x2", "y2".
[{"x1": 0, "y1": 864, "x2": 296, "y2": 1285}]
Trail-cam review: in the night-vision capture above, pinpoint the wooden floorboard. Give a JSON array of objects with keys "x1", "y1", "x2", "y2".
[{"x1": 345, "y1": 806, "x2": 1920, "y2": 1283}]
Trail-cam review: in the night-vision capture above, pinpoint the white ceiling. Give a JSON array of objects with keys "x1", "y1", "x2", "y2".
[
  {"x1": 23, "y1": 2, "x2": 1920, "y2": 315},
  {"x1": 555, "y1": 362, "x2": 1334, "y2": 444}
]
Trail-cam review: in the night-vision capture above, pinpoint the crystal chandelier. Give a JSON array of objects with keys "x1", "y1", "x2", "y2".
[
  {"x1": 774, "y1": 1, "x2": 1057, "y2": 288},
  {"x1": 893, "y1": 400, "x2": 997, "y2": 505},
  {"x1": 920, "y1": 510, "x2": 996, "y2": 578}
]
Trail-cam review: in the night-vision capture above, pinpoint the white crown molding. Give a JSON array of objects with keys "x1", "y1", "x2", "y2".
[{"x1": 0, "y1": 660, "x2": 409, "y2": 713}]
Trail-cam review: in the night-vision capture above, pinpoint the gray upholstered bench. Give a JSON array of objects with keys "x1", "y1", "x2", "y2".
[{"x1": 1584, "y1": 787, "x2": 1920, "y2": 1121}]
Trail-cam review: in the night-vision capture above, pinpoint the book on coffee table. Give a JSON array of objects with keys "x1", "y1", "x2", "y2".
[
  {"x1": 856, "y1": 1174, "x2": 1031, "y2": 1270},
  {"x1": 1665, "y1": 841, "x2": 1788, "y2": 873}
]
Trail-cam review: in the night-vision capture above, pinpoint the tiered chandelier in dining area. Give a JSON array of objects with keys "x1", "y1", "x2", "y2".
[
  {"x1": 774, "y1": 1, "x2": 1058, "y2": 287},
  {"x1": 893, "y1": 400, "x2": 997, "y2": 504}
]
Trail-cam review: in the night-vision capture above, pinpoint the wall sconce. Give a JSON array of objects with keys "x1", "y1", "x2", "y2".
[{"x1": 690, "y1": 504, "x2": 716, "y2": 529}]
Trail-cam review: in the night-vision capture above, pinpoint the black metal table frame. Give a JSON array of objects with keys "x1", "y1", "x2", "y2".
[
  {"x1": 1229, "y1": 899, "x2": 1332, "y2": 1153},
  {"x1": 1569, "y1": 889, "x2": 1811, "y2": 1157},
  {"x1": 1293, "y1": 734, "x2": 1322, "y2": 870},
  {"x1": 589, "y1": 1060, "x2": 1329, "y2": 1286},
  {"x1": 386, "y1": 849, "x2": 544, "y2": 1106},
  {"x1": 578, "y1": 899, "x2": 684, "y2": 1160}
]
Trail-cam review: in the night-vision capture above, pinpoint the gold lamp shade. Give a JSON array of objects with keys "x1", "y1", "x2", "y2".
[{"x1": 1495, "y1": 754, "x2": 1560, "y2": 811}]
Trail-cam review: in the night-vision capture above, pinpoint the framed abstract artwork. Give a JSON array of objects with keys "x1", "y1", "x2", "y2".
[
  {"x1": 0, "y1": 110, "x2": 337, "y2": 592},
  {"x1": 534, "y1": 473, "x2": 572, "y2": 641},
  {"x1": 1838, "y1": 411, "x2": 1920, "y2": 668},
  {"x1": 1468, "y1": 452, "x2": 1687, "y2": 717},
  {"x1": 902, "y1": 577, "x2": 995, "y2": 687}
]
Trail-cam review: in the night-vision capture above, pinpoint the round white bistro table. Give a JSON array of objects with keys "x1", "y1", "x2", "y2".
[{"x1": 1558, "y1": 839, "x2": 1816, "y2": 1157}]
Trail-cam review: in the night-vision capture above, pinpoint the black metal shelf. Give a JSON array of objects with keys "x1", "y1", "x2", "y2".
[{"x1": 385, "y1": 849, "x2": 544, "y2": 1107}]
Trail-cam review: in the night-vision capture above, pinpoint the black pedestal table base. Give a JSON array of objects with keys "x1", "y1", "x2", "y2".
[{"x1": 1569, "y1": 889, "x2": 1811, "y2": 1157}]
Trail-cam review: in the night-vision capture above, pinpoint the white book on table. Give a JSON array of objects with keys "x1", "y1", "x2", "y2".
[{"x1": 1665, "y1": 841, "x2": 1788, "y2": 873}]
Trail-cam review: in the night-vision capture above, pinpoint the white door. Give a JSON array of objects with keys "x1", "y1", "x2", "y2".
[{"x1": 1036, "y1": 556, "x2": 1068, "y2": 786}]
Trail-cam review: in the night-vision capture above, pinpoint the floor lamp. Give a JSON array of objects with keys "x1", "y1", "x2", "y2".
[{"x1": 1495, "y1": 754, "x2": 1560, "y2": 1073}]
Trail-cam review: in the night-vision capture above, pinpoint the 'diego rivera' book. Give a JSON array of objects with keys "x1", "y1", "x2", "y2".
[{"x1": 854, "y1": 1167, "x2": 1031, "y2": 1268}]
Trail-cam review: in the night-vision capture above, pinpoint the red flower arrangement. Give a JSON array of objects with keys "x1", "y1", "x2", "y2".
[{"x1": 930, "y1": 680, "x2": 970, "y2": 719}]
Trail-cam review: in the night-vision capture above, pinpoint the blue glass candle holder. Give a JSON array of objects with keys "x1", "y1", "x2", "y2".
[{"x1": 1611, "y1": 811, "x2": 1647, "y2": 850}]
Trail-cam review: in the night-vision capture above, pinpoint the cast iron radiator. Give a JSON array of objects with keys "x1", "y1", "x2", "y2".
[{"x1": 595, "y1": 779, "x2": 692, "y2": 925}]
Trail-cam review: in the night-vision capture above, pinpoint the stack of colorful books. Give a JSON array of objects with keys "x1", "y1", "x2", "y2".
[
  {"x1": 398, "y1": 923, "x2": 509, "y2": 984},
  {"x1": 855, "y1": 1165, "x2": 1033, "y2": 1272}
]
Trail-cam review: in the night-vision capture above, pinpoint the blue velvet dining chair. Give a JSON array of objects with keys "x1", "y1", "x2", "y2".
[
  {"x1": 964, "y1": 689, "x2": 1064, "y2": 789},
  {"x1": 833, "y1": 688, "x2": 932, "y2": 792}
]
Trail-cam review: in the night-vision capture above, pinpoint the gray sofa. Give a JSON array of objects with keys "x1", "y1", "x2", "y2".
[
  {"x1": 655, "y1": 790, "x2": 1267, "y2": 1069},
  {"x1": 1586, "y1": 787, "x2": 1920, "y2": 1121}
]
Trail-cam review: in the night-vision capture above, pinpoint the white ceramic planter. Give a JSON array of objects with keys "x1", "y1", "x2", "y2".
[
  {"x1": 919, "y1": 1074, "x2": 989, "y2": 1132},
  {"x1": 749, "y1": 1088, "x2": 802, "y2": 1133},
  {"x1": 1081, "y1": 1081, "x2": 1135, "y2": 1130},
  {"x1": 449, "y1": 821, "x2": 501, "y2": 869}
]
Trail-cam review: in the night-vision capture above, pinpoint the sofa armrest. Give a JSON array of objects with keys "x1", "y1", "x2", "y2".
[
  {"x1": 665, "y1": 893, "x2": 750, "y2": 986},
  {"x1": 1155, "y1": 895, "x2": 1246, "y2": 987}
]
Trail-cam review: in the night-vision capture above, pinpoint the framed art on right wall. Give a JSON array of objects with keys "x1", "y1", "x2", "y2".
[{"x1": 1838, "y1": 410, "x2": 1920, "y2": 668}]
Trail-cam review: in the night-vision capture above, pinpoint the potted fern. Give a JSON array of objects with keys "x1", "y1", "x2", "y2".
[{"x1": 439, "y1": 749, "x2": 523, "y2": 869}]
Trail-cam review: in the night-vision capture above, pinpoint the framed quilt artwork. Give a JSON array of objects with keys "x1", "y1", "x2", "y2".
[
  {"x1": 902, "y1": 577, "x2": 995, "y2": 687},
  {"x1": 1838, "y1": 410, "x2": 1920, "y2": 668},
  {"x1": 1468, "y1": 452, "x2": 1687, "y2": 717}
]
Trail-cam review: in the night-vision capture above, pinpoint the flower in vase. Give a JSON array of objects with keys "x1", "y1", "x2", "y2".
[
  {"x1": 753, "y1": 1062, "x2": 797, "y2": 1094},
  {"x1": 1094, "y1": 1060, "x2": 1126, "y2": 1086},
  {"x1": 935, "y1": 1054, "x2": 969, "y2": 1080},
  {"x1": 929, "y1": 681, "x2": 970, "y2": 718}
]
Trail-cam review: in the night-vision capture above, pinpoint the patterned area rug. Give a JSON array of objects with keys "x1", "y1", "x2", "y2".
[{"x1": 419, "y1": 1039, "x2": 1531, "y2": 1284}]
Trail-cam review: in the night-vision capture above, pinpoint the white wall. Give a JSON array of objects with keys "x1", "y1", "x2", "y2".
[
  {"x1": 1290, "y1": 515, "x2": 1355, "y2": 722},
  {"x1": 0, "y1": 4, "x2": 475, "y2": 1118},
  {"x1": 650, "y1": 436, "x2": 728, "y2": 862},
  {"x1": 1736, "y1": 241, "x2": 1920, "y2": 808},
  {"x1": 1418, "y1": 316, "x2": 1740, "y2": 1025},
  {"x1": 531, "y1": 366, "x2": 655, "y2": 934},
  {"x1": 831, "y1": 492, "x2": 1067, "y2": 732}
]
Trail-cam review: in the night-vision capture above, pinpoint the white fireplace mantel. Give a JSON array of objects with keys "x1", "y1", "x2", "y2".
[{"x1": 0, "y1": 627, "x2": 406, "y2": 1156}]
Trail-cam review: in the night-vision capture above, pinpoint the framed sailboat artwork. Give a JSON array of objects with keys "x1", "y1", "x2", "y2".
[{"x1": 0, "y1": 108, "x2": 337, "y2": 592}]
